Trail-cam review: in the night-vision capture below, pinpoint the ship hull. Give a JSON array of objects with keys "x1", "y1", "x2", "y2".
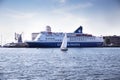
[{"x1": 26, "y1": 42, "x2": 103, "y2": 48}]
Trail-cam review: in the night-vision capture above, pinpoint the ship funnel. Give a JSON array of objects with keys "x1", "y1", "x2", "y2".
[
  {"x1": 74, "y1": 26, "x2": 83, "y2": 33},
  {"x1": 46, "y1": 26, "x2": 51, "y2": 32}
]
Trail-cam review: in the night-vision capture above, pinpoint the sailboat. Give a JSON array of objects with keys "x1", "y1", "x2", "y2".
[{"x1": 60, "y1": 33, "x2": 68, "y2": 51}]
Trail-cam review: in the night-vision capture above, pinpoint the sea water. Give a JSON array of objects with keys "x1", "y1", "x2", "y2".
[{"x1": 0, "y1": 48, "x2": 120, "y2": 80}]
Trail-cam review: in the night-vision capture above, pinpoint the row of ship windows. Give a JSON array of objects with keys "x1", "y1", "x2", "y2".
[
  {"x1": 38, "y1": 37, "x2": 95, "y2": 41},
  {"x1": 38, "y1": 38, "x2": 55, "y2": 40},
  {"x1": 38, "y1": 38, "x2": 62, "y2": 41},
  {"x1": 46, "y1": 34, "x2": 63, "y2": 36},
  {"x1": 70, "y1": 37, "x2": 95, "y2": 41},
  {"x1": 46, "y1": 38, "x2": 54, "y2": 40}
]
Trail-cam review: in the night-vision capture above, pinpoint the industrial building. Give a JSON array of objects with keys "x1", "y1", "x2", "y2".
[{"x1": 103, "y1": 36, "x2": 120, "y2": 47}]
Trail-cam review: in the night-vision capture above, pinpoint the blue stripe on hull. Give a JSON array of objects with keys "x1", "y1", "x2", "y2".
[{"x1": 26, "y1": 42, "x2": 103, "y2": 48}]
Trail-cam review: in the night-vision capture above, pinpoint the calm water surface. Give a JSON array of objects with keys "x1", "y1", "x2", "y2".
[{"x1": 0, "y1": 48, "x2": 120, "y2": 80}]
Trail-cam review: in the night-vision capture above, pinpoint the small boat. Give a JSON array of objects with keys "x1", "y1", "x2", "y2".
[{"x1": 60, "y1": 33, "x2": 68, "y2": 51}]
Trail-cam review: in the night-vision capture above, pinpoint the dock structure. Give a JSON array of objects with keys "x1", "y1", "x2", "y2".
[
  {"x1": 3, "y1": 42, "x2": 28, "y2": 48},
  {"x1": 3, "y1": 32, "x2": 28, "y2": 48},
  {"x1": 103, "y1": 36, "x2": 120, "y2": 47}
]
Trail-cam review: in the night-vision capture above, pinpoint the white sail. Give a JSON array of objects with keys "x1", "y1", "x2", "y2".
[{"x1": 60, "y1": 33, "x2": 68, "y2": 51}]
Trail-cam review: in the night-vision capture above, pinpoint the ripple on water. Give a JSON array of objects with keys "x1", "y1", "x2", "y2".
[{"x1": 0, "y1": 48, "x2": 120, "y2": 80}]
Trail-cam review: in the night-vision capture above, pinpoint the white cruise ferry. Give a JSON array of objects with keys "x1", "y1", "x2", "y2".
[{"x1": 26, "y1": 26, "x2": 104, "y2": 48}]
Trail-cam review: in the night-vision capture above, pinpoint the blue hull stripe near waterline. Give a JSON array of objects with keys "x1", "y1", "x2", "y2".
[{"x1": 26, "y1": 42, "x2": 103, "y2": 48}]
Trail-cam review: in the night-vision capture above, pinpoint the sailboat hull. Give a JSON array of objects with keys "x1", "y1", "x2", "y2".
[{"x1": 61, "y1": 48, "x2": 68, "y2": 51}]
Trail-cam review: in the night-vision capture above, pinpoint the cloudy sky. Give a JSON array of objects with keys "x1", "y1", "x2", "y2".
[{"x1": 0, "y1": 0, "x2": 120, "y2": 44}]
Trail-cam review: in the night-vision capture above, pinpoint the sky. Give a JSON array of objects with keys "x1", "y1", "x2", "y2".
[{"x1": 0, "y1": 0, "x2": 120, "y2": 45}]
